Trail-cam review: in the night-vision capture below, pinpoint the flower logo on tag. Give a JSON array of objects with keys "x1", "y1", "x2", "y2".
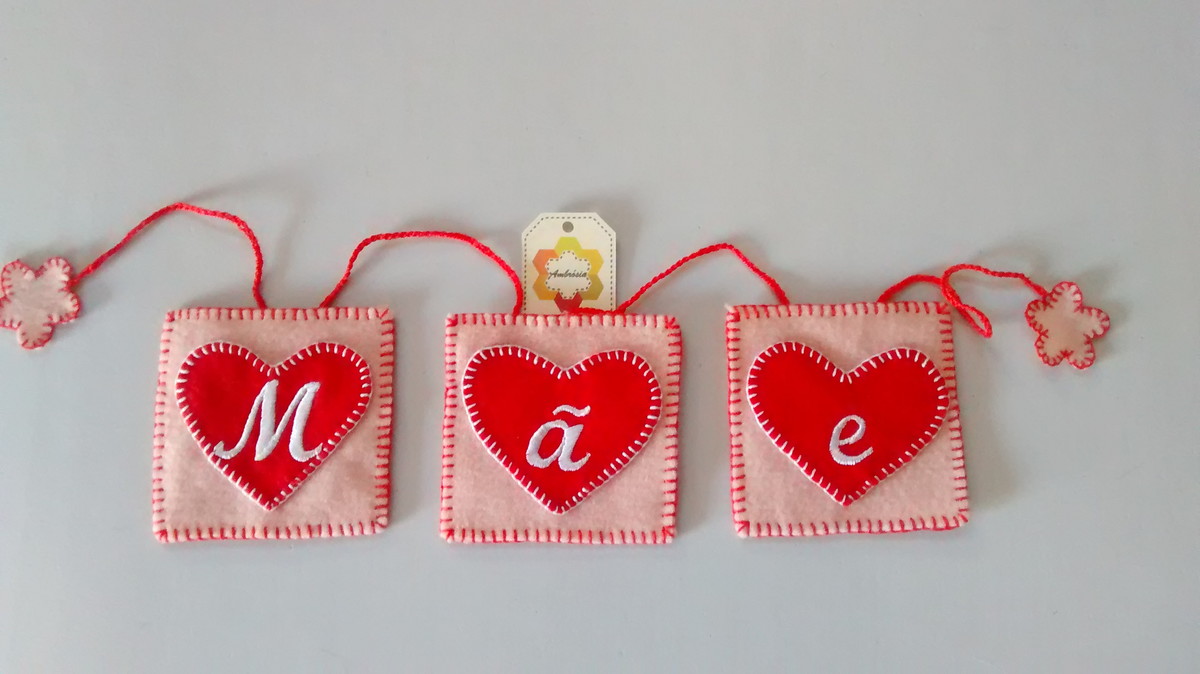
[
  {"x1": 545, "y1": 250, "x2": 593, "y2": 299},
  {"x1": 532, "y1": 237, "x2": 605, "y2": 312}
]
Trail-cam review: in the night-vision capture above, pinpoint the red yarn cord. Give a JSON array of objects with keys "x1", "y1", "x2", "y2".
[
  {"x1": 877, "y1": 263, "x2": 1050, "y2": 337},
  {"x1": 615, "y1": 243, "x2": 790, "y2": 313},
  {"x1": 876, "y1": 274, "x2": 942, "y2": 305},
  {"x1": 319, "y1": 231, "x2": 523, "y2": 313},
  {"x1": 942, "y1": 263, "x2": 1048, "y2": 298},
  {"x1": 70, "y1": 202, "x2": 268, "y2": 309}
]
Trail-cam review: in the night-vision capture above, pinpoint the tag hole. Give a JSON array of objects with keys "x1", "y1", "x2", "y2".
[{"x1": 562, "y1": 221, "x2": 574, "y2": 233}]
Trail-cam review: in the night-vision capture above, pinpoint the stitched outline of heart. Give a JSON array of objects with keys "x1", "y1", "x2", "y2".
[
  {"x1": 175, "y1": 341, "x2": 373, "y2": 510},
  {"x1": 461, "y1": 346, "x2": 663, "y2": 514},
  {"x1": 747, "y1": 342, "x2": 948, "y2": 506}
]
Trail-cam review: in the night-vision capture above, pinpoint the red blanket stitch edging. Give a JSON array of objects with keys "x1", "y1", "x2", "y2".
[
  {"x1": 726, "y1": 302, "x2": 970, "y2": 537},
  {"x1": 439, "y1": 312, "x2": 681, "y2": 544},
  {"x1": 152, "y1": 306, "x2": 394, "y2": 542}
]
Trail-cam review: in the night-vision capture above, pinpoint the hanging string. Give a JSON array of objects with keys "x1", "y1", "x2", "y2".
[
  {"x1": 604, "y1": 243, "x2": 790, "y2": 314},
  {"x1": 877, "y1": 263, "x2": 1050, "y2": 337},
  {"x1": 71, "y1": 202, "x2": 268, "y2": 309},
  {"x1": 319, "y1": 231, "x2": 523, "y2": 313}
]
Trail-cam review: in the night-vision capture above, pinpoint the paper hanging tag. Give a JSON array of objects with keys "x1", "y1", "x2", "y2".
[{"x1": 521, "y1": 213, "x2": 616, "y2": 314}]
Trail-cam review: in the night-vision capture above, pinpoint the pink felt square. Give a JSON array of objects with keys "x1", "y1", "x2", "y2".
[
  {"x1": 440, "y1": 313, "x2": 681, "y2": 544},
  {"x1": 727, "y1": 302, "x2": 969, "y2": 537},
  {"x1": 153, "y1": 307, "x2": 395, "y2": 542}
]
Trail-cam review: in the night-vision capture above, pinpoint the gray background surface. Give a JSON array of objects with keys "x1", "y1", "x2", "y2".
[{"x1": 1, "y1": 2, "x2": 1197, "y2": 672}]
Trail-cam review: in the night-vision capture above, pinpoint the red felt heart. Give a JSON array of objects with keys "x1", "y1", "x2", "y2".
[
  {"x1": 461, "y1": 347, "x2": 662, "y2": 514},
  {"x1": 176, "y1": 342, "x2": 372, "y2": 510},
  {"x1": 747, "y1": 343, "x2": 948, "y2": 506}
]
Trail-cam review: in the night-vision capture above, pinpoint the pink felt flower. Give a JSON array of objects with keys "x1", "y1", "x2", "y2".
[
  {"x1": 0, "y1": 258, "x2": 81, "y2": 350},
  {"x1": 1025, "y1": 281, "x2": 1110, "y2": 370}
]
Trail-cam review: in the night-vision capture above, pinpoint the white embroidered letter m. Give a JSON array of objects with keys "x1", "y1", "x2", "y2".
[{"x1": 212, "y1": 381, "x2": 323, "y2": 461}]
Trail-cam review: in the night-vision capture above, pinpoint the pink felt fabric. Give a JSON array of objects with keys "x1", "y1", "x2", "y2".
[
  {"x1": 728, "y1": 302, "x2": 969, "y2": 537},
  {"x1": 0, "y1": 258, "x2": 80, "y2": 349},
  {"x1": 153, "y1": 307, "x2": 394, "y2": 542},
  {"x1": 440, "y1": 313, "x2": 681, "y2": 544},
  {"x1": 1025, "y1": 281, "x2": 1110, "y2": 369}
]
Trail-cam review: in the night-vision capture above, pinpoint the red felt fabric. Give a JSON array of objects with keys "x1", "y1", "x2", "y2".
[
  {"x1": 461, "y1": 347, "x2": 661, "y2": 514},
  {"x1": 747, "y1": 343, "x2": 948, "y2": 506},
  {"x1": 175, "y1": 343, "x2": 372, "y2": 510}
]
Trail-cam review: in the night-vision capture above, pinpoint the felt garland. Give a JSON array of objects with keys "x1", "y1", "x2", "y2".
[{"x1": 0, "y1": 201, "x2": 1113, "y2": 545}]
